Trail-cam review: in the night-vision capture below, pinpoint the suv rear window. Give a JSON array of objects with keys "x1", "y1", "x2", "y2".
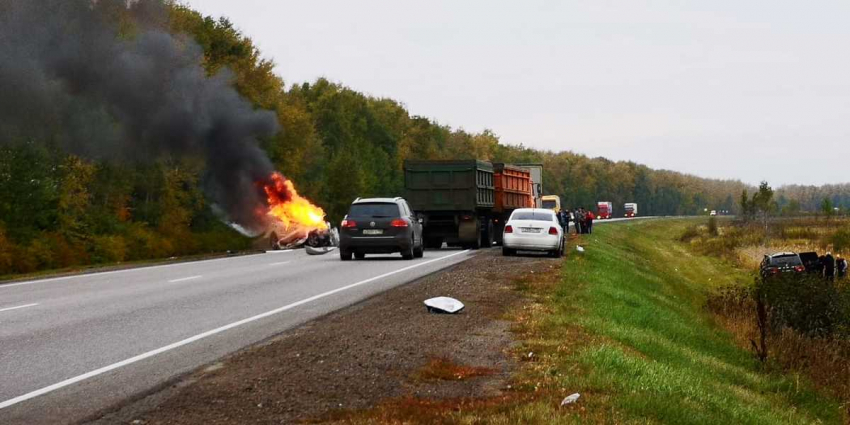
[
  {"x1": 769, "y1": 255, "x2": 803, "y2": 267},
  {"x1": 348, "y1": 203, "x2": 400, "y2": 218},
  {"x1": 512, "y1": 211, "x2": 556, "y2": 221}
]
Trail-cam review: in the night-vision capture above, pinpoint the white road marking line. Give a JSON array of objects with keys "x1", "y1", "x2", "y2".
[
  {"x1": 0, "y1": 249, "x2": 471, "y2": 411},
  {"x1": 0, "y1": 255, "x2": 262, "y2": 290},
  {"x1": 0, "y1": 303, "x2": 39, "y2": 313},
  {"x1": 265, "y1": 249, "x2": 293, "y2": 254},
  {"x1": 268, "y1": 261, "x2": 291, "y2": 266},
  {"x1": 168, "y1": 275, "x2": 202, "y2": 283}
]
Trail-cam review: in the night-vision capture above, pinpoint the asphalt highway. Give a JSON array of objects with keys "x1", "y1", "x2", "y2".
[{"x1": 0, "y1": 248, "x2": 474, "y2": 424}]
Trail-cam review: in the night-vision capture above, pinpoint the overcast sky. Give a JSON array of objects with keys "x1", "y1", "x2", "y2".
[{"x1": 185, "y1": 0, "x2": 850, "y2": 186}]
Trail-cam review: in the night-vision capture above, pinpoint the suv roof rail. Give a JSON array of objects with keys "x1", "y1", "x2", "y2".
[
  {"x1": 354, "y1": 197, "x2": 361, "y2": 202},
  {"x1": 394, "y1": 196, "x2": 403, "y2": 201}
]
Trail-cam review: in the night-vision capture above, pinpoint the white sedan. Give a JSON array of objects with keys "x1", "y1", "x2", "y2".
[{"x1": 502, "y1": 208, "x2": 564, "y2": 257}]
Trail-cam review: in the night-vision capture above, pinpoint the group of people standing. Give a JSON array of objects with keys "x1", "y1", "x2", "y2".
[
  {"x1": 819, "y1": 252, "x2": 848, "y2": 281},
  {"x1": 557, "y1": 207, "x2": 595, "y2": 235}
]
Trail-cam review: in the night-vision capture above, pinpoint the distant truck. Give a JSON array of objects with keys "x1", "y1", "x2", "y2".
[
  {"x1": 597, "y1": 201, "x2": 613, "y2": 219},
  {"x1": 541, "y1": 195, "x2": 561, "y2": 213},
  {"x1": 403, "y1": 160, "x2": 533, "y2": 249},
  {"x1": 624, "y1": 203, "x2": 638, "y2": 218}
]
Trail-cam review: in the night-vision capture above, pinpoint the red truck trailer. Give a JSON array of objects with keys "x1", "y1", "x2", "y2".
[{"x1": 597, "y1": 201, "x2": 613, "y2": 219}]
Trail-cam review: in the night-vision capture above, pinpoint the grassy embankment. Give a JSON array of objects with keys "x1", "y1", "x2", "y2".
[
  {"x1": 335, "y1": 219, "x2": 843, "y2": 424},
  {"x1": 502, "y1": 219, "x2": 841, "y2": 423}
]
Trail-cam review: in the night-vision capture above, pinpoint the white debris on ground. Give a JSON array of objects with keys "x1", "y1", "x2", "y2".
[
  {"x1": 560, "y1": 393, "x2": 581, "y2": 406},
  {"x1": 576, "y1": 245, "x2": 585, "y2": 252},
  {"x1": 423, "y1": 296, "x2": 465, "y2": 314}
]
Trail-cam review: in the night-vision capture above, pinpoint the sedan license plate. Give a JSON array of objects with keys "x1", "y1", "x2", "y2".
[
  {"x1": 362, "y1": 229, "x2": 384, "y2": 235},
  {"x1": 521, "y1": 227, "x2": 541, "y2": 233}
]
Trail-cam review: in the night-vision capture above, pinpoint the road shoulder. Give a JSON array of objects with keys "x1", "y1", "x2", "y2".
[{"x1": 88, "y1": 249, "x2": 561, "y2": 424}]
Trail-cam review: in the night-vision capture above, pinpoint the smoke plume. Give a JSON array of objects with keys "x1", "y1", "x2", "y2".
[{"x1": 0, "y1": 0, "x2": 280, "y2": 231}]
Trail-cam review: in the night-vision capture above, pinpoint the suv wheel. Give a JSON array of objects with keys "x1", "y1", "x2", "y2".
[
  {"x1": 354, "y1": 252, "x2": 365, "y2": 260},
  {"x1": 402, "y1": 237, "x2": 415, "y2": 260},
  {"x1": 340, "y1": 248, "x2": 352, "y2": 261},
  {"x1": 414, "y1": 238, "x2": 424, "y2": 258}
]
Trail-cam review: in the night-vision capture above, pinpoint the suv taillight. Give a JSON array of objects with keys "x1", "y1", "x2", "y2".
[
  {"x1": 341, "y1": 219, "x2": 357, "y2": 228},
  {"x1": 504, "y1": 225, "x2": 513, "y2": 234},
  {"x1": 390, "y1": 219, "x2": 408, "y2": 228},
  {"x1": 549, "y1": 227, "x2": 559, "y2": 235},
  {"x1": 794, "y1": 265, "x2": 805, "y2": 272}
]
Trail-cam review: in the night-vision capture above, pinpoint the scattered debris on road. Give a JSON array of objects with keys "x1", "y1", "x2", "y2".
[
  {"x1": 424, "y1": 296, "x2": 465, "y2": 314},
  {"x1": 305, "y1": 245, "x2": 337, "y2": 256}
]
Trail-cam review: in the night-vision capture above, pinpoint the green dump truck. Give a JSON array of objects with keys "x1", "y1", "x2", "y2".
[{"x1": 403, "y1": 160, "x2": 534, "y2": 249}]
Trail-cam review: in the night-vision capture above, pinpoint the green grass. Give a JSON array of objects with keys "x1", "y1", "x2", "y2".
[{"x1": 550, "y1": 219, "x2": 842, "y2": 424}]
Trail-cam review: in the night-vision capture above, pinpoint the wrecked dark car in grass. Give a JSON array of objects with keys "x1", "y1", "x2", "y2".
[{"x1": 759, "y1": 252, "x2": 806, "y2": 280}]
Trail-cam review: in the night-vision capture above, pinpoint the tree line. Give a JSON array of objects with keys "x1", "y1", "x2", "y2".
[{"x1": 0, "y1": 2, "x2": 845, "y2": 275}]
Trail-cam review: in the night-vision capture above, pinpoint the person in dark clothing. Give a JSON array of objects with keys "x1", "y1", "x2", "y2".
[
  {"x1": 823, "y1": 252, "x2": 835, "y2": 280},
  {"x1": 837, "y1": 256, "x2": 847, "y2": 280},
  {"x1": 575, "y1": 208, "x2": 584, "y2": 234},
  {"x1": 573, "y1": 209, "x2": 581, "y2": 234},
  {"x1": 558, "y1": 209, "x2": 569, "y2": 232},
  {"x1": 578, "y1": 207, "x2": 587, "y2": 234}
]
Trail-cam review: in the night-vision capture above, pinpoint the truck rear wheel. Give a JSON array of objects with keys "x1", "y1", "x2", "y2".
[
  {"x1": 459, "y1": 218, "x2": 481, "y2": 250},
  {"x1": 482, "y1": 220, "x2": 494, "y2": 248}
]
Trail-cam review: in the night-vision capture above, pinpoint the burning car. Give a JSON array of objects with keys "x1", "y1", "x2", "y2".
[{"x1": 261, "y1": 172, "x2": 336, "y2": 251}]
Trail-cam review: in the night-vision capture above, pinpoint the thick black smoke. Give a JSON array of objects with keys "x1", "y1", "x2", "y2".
[{"x1": 0, "y1": 0, "x2": 280, "y2": 231}]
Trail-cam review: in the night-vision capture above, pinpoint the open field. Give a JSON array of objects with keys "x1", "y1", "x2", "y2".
[{"x1": 683, "y1": 217, "x2": 850, "y2": 414}]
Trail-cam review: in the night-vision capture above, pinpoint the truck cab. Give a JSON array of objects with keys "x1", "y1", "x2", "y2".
[
  {"x1": 541, "y1": 195, "x2": 561, "y2": 213},
  {"x1": 597, "y1": 201, "x2": 613, "y2": 219},
  {"x1": 624, "y1": 203, "x2": 638, "y2": 218}
]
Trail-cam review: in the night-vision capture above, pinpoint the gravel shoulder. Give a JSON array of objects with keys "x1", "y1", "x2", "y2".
[{"x1": 88, "y1": 248, "x2": 561, "y2": 424}]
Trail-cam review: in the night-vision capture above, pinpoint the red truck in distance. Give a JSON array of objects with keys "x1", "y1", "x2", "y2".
[{"x1": 597, "y1": 201, "x2": 613, "y2": 219}]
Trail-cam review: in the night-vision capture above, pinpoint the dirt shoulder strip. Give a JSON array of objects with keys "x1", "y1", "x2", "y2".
[{"x1": 87, "y1": 249, "x2": 561, "y2": 424}]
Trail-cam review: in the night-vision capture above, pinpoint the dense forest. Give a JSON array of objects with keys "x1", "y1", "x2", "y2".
[{"x1": 0, "y1": 1, "x2": 846, "y2": 275}]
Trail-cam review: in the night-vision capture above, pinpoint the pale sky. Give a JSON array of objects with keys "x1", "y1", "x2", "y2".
[{"x1": 185, "y1": 0, "x2": 850, "y2": 186}]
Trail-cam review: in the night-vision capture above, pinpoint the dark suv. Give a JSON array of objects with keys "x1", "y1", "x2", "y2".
[
  {"x1": 339, "y1": 197, "x2": 424, "y2": 261},
  {"x1": 760, "y1": 252, "x2": 806, "y2": 279}
]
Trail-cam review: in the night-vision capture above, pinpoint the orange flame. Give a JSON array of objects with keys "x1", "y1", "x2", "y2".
[{"x1": 263, "y1": 172, "x2": 327, "y2": 234}]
